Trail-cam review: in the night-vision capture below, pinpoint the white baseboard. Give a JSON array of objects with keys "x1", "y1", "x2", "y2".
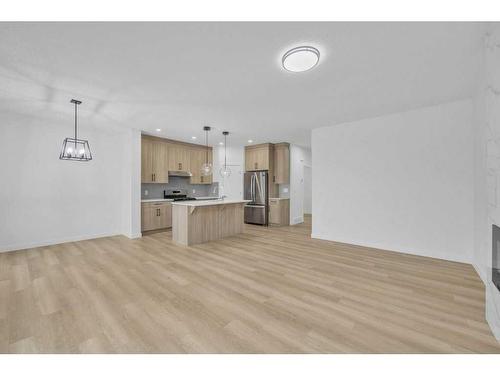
[
  {"x1": 125, "y1": 232, "x2": 142, "y2": 239},
  {"x1": 473, "y1": 262, "x2": 487, "y2": 285},
  {"x1": 0, "y1": 232, "x2": 122, "y2": 253},
  {"x1": 310, "y1": 232, "x2": 472, "y2": 265}
]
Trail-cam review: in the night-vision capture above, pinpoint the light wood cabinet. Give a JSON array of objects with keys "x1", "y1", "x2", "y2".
[
  {"x1": 269, "y1": 198, "x2": 290, "y2": 226},
  {"x1": 141, "y1": 202, "x2": 172, "y2": 232},
  {"x1": 273, "y1": 143, "x2": 290, "y2": 184},
  {"x1": 189, "y1": 147, "x2": 213, "y2": 184},
  {"x1": 168, "y1": 145, "x2": 190, "y2": 172},
  {"x1": 141, "y1": 138, "x2": 168, "y2": 183},
  {"x1": 172, "y1": 202, "x2": 245, "y2": 246},
  {"x1": 245, "y1": 143, "x2": 278, "y2": 198},
  {"x1": 142, "y1": 135, "x2": 214, "y2": 185},
  {"x1": 245, "y1": 144, "x2": 271, "y2": 171},
  {"x1": 141, "y1": 138, "x2": 154, "y2": 183}
]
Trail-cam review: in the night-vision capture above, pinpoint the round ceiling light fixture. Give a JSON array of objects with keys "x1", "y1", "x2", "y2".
[{"x1": 282, "y1": 46, "x2": 320, "y2": 72}]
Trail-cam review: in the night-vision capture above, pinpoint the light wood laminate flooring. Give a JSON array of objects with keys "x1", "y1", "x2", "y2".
[{"x1": 1, "y1": 216, "x2": 499, "y2": 353}]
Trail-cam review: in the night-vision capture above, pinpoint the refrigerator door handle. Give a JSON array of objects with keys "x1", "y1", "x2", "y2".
[
  {"x1": 251, "y1": 174, "x2": 255, "y2": 202},
  {"x1": 250, "y1": 174, "x2": 252, "y2": 202}
]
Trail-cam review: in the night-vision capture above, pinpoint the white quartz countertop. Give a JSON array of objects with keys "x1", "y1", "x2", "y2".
[
  {"x1": 171, "y1": 199, "x2": 251, "y2": 207},
  {"x1": 141, "y1": 198, "x2": 174, "y2": 203},
  {"x1": 141, "y1": 196, "x2": 219, "y2": 203}
]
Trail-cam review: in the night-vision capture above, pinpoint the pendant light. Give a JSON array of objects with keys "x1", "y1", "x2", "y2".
[
  {"x1": 201, "y1": 126, "x2": 213, "y2": 176},
  {"x1": 219, "y1": 131, "x2": 232, "y2": 178},
  {"x1": 59, "y1": 99, "x2": 92, "y2": 161}
]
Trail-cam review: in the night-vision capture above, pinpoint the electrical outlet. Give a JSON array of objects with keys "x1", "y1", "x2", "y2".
[
  {"x1": 145, "y1": 190, "x2": 148, "y2": 196},
  {"x1": 192, "y1": 189, "x2": 196, "y2": 194},
  {"x1": 283, "y1": 187, "x2": 289, "y2": 193}
]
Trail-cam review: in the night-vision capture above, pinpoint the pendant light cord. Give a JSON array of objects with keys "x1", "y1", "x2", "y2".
[
  {"x1": 205, "y1": 130, "x2": 208, "y2": 164},
  {"x1": 224, "y1": 133, "x2": 227, "y2": 168},
  {"x1": 74, "y1": 101, "x2": 77, "y2": 147}
]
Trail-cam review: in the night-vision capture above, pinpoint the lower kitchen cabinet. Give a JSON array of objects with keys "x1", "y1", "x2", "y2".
[
  {"x1": 141, "y1": 202, "x2": 172, "y2": 232},
  {"x1": 269, "y1": 198, "x2": 290, "y2": 226}
]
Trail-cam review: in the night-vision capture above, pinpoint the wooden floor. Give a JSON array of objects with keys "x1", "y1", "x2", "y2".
[{"x1": 1, "y1": 216, "x2": 499, "y2": 353}]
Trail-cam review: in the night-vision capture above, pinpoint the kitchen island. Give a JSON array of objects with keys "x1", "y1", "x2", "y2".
[{"x1": 171, "y1": 199, "x2": 251, "y2": 246}]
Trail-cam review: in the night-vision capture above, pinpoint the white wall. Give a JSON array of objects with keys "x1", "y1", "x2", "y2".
[
  {"x1": 0, "y1": 112, "x2": 140, "y2": 252},
  {"x1": 289, "y1": 145, "x2": 312, "y2": 225},
  {"x1": 312, "y1": 99, "x2": 474, "y2": 264},
  {"x1": 213, "y1": 144, "x2": 244, "y2": 200},
  {"x1": 473, "y1": 23, "x2": 500, "y2": 340},
  {"x1": 121, "y1": 128, "x2": 142, "y2": 239}
]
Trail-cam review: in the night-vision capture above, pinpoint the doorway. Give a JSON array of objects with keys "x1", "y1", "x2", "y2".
[{"x1": 303, "y1": 165, "x2": 312, "y2": 216}]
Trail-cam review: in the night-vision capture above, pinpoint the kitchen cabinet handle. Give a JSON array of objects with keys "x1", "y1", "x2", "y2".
[
  {"x1": 254, "y1": 162, "x2": 258, "y2": 169},
  {"x1": 178, "y1": 163, "x2": 182, "y2": 170},
  {"x1": 273, "y1": 175, "x2": 276, "y2": 183}
]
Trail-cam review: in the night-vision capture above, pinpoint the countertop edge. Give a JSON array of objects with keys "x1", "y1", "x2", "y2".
[{"x1": 171, "y1": 199, "x2": 252, "y2": 207}]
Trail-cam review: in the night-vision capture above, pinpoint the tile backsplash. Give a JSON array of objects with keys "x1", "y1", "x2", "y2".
[{"x1": 142, "y1": 176, "x2": 219, "y2": 199}]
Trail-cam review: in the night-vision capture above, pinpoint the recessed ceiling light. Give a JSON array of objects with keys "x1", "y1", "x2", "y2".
[
  {"x1": 248, "y1": 140, "x2": 253, "y2": 143},
  {"x1": 156, "y1": 128, "x2": 161, "y2": 132},
  {"x1": 219, "y1": 142, "x2": 224, "y2": 145},
  {"x1": 191, "y1": 136, "x2": 197, "y2": 140},
  {"x1": 282, "y1": 46, "x2": 320, "y2": 72}
]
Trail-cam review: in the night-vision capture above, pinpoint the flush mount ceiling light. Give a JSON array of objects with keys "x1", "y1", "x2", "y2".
[
  {"x1": 282, "y1": 46, "x2": 320, "y2": 72},
  {"x1": 59, "y1": 99, "x2": 92, "y2": 161},
  {"x1": 156, "y1": 128, "x2": 161, "y2": 132}
]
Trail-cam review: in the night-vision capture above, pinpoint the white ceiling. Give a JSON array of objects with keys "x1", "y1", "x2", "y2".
[{"x1": 0, "y1": 22, "x2": 483, "y2": 147}]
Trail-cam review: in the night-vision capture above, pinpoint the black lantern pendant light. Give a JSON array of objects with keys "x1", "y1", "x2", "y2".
[
  {"x1": 201, "y1": 126, "x2": 212, "y2": 176},
  {"x1": 59, "y1": 99, "x2": 92, "y2": 161},
  {"x1": 219, "y1": 131, "x2": 232, "y2": 178}
]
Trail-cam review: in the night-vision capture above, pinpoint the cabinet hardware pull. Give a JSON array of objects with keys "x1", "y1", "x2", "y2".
[{"x1": 179, "y1": 163, "x2": 182, "y2": 170}]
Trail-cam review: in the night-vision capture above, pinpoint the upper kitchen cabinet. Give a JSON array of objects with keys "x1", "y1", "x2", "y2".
[
  {"x1": 190, "y1": 147, "x2": 213, "y2": 184},
  {"x1": 168, "y1": 144, "x2": 190, "y2": 172},
  {"x1": 245, "y1": 143, "x2": 272, "y2": 171},
  {"x1": 141, "y1": 137, "x2": 168, "y2": 183},
  {"x1": 273, "y1": 143, "x2": 290, "y2": 184},
  {"x1": 141, "y1": 135, "x2": 215, "y2": 184}
]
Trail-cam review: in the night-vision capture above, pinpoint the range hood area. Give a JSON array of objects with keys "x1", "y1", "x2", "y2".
[{"x1": 168, "y1": 170, "x2": 193, "y2": 177}]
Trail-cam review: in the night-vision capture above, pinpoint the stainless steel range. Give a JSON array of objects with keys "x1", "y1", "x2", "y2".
[{"x1": 164, "y1": 190, "x2": 197, "y2": 201}]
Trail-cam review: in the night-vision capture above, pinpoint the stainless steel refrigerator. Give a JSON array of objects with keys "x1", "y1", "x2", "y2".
[{"x1": 244, "y1": 171, "x2": 268, "y2": 225}]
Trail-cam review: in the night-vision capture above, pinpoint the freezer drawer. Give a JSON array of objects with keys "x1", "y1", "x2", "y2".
[{"x1": 244, "y1": 205, "x2": 267, "y2": 225}]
